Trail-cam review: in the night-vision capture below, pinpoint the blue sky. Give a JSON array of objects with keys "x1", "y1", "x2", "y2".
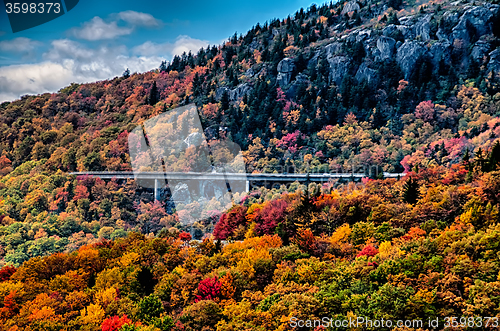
[{"x1": 0, "y1": 0, "x2": 318, "y2": 102}]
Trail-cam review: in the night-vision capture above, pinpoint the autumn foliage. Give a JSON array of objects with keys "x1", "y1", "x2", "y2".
[{"x1": 0, "y1": 0, "x2": 500, "y2": 329}]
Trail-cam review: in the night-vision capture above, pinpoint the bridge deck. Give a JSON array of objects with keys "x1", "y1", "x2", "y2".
[
  {"x1": 69, "y1": 171, "x2": 405, "y2": 181},
  {"x1": 69, "y1": 171, "x2": 405, "y2": 200}
]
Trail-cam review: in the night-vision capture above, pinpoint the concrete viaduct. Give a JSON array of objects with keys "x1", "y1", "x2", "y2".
[{"x1": 69, "y1": 171, "x2": 406, "y2": 200}]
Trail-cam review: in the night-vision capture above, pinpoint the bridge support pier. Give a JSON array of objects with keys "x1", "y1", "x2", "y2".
[{"x1": 154, "y1": 179, "x2": 159, "y2": 201}]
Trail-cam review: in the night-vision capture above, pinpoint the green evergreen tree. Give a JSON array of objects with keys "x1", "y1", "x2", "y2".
[
  {"x1": 148, "y1": 81, "x2": 158, "y2": 106},
  {"x1": 159, "y1": 61, "x2": 168, "y2": 72},
  {"x1": 463, "y1": 147, "x2": 471, "y2": 168},
  {"x1": 487, "y1": 141, "x2": 500, "y2": 171},
  {"x1": 220, "y1": 90, "x2": 230, "y2": 111},
  {"x1": 475, "y1": 147, "x2": 486, "y2": 172},
  {"x1": 403, "y1": 177, "x2": 420, "y2": 204}
]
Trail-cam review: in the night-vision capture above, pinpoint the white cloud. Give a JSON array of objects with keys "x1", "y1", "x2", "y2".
[
  {"x1": 0, "y1": 35, "x2": 209, "y2": 102},
  {"x1": 0, "y1": 61, "x2": 74, "y2": 102},
  {"x1": 71, "y1": 11, "x2": 162, "y2": 41},
  {"x1": 117, "y1": 11, "x2": 161, "y2": 28},
  {"x1": 0, "y1": 37, "x2": 42, "y2": 53},
  {"x1": 171, "y1": 36, "x2": 210, "y2": 56},
  {"x1": 133, "y1": 35, "x2": 209, "y2": 57},
  {"x1": 71, "y1": 17, "x2": 133, "y2": 41}
]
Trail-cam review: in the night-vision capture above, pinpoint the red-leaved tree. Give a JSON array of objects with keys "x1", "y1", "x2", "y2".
[
  {"x1": 254, "y1": 199, "x2": 289, "y2": 235},
  {"x1": 213, "y1": 205, "x2": 247, "y2": 240},
  {"x1": 179, "y1": 231, "x2": 192, "y2": 242},
  {"x1": 0, "y1": 265, "x2": 16, "y2": 282},
  {"x1": 195, "y1": 276, "x2": 221, "y2": 302},
  {"x1": 357, "y1": 244, "x2": 379, "y2": 258},
  {"x1": 101, "y1": 314, "x2": 133, "y2": 331}
]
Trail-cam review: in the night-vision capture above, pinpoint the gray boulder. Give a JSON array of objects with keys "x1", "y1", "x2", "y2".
[
  {"x1": 229, "y1": 83, "x2": 252, "y2": 101},
  {"x1": 396, "y1": 41, "x2": 427, "y2": 78},
  {"x1": 436, "y1": 11, "x2": 460, "y2": 41},
  {"x1": 287, "y1": 73, "x2": 309, "y2": 98},
  {"x1": 355, "y1": 63, "x2": 377, "y2": 83},
  {"x1": 325, "y1": 42, "x2": 343, "y2": 58},
  {"x1": 356, "y1": 29, "x2": 372, "y2": 42},
  {"x1": 341, "y1": 0, "x2": 360, "y2": 15},
  {"x1": 383, "y1": 24, "x2": 414, "y2": 40},
  {"x1": 382, "y1": 24, "x2": 398, "y2": 37},
  {"x1": 414, "y1": 14, "x2": 432, "y2": 40},
  {"x1": 377, "y1": 36, "x2": 396, "y2": 60},
  {"x1": 277, "y1": 57, "x2": 295, "y2": 72},
  {"x1": 429, "y1": 41, "x2": 452, "y2": 69},
  {"x1": 327, "y1": 56, "x2": 350, "y2": 85},
  {"x1": 452, "y1": 6, "x2": 495, "y2": 44},
  {"x1": 398, "y1": 25, "x2": 415, "y2": 40},
  {"x1": 488, "y1": 48, "x2": 500, "y2": 73},
  {"x1": 245, "y1": 67, "x2": 255, "y2": 77},
  {"x1": 472, "y1": 39, "x2": 492, "y2": 62},
  {"x1": 215, "y1": 87, "x2": 230, "y2": 101},
  {"x1": 277, "y1": 58, "x2": 295, "y2": 86}
]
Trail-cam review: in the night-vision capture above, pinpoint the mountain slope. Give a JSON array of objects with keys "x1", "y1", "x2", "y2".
[
  {"x1": 0, "y1": 0, "x2": 499, "y2": 264},
  {"x1": 1, "y1": 1, "x2": 500, "y2": 330}
]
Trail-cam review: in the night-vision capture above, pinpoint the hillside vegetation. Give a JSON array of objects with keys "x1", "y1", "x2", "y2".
[{"x1": 0, "y1": 0, "x2": 500, "y2": 329}]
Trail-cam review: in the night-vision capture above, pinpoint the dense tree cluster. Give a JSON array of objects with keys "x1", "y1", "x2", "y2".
[
  {"x1": 0, "y1": 0, "x2": 499, "y2": 328},
  {"x1": 0, "y1": 162, "x2": 499, "y2": 329}
]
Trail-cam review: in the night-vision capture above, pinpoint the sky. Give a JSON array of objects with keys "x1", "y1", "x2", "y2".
[{"x1": 0, "y1": 0, "x2": 317, "y2": 102}]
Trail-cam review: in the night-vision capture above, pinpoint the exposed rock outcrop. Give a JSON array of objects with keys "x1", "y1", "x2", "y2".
[
  {"x1": 451, "y1": 6, "x2": 497, "y2": 44},
  {"x1": 287, "y1": 73, "x2": 309, "y2": 98},
  {"x1": 488, "y1": 48, "x2": 500, "y2": 73},
  {"x1": 230, "y1": 83, "x2": 252, "y2": 100},
  {"x1": 308, "y1": 50, "x2": 321, "y2": 67},
  {"x1": 325, "y1": 42, "x2": 343, "y2": 58},
  {"x1": 226, "y1": 2, "x2": 500, "y2": 100},
  {"x1": 327, "y1": 56, "x2": 350, "y2": 85},
  {"x1": 414, "y1": 14, "x2": 432, "y2": 40},
  {"x1": 216, "y1": 83, "x2": 253, "y2": 101},
  {"x1": 355, "y1": 29, "x2": 372, "y2": 43},
  {"x1": 277, "y1": 58, "x2": 295, "y2": 86},
  {"x1": 245, "y1": 68, "x2": 255, "y2": 77},
  {"x1": 396, "y1": 41, "x2": 427, "y2": 78},
  {"x1": 472, "y1": 39, "x2": 492, "y2": 62},
  {"x1": 355, "y1": 63, "x2": 377, "y2": 83},
  {"x1": 377, "y1": 36, "x2": 396, "y2": 60},
  {"x1": 215, "y1": 87, "x2": 229, "y2": 100},
  {"x1": 429, "y1": 41, "x2": 452, "y2": 68},
  {"x1": 341, "y1": 0, "x2": 360, "y2": 15},
  {"x1": 436, "y1": 11, "x2": 460, "y2": 41}
]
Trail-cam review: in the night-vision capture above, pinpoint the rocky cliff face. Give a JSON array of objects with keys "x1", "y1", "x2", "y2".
[
  {"x1": 277, "y1": 58, "x2": 296, "y2": 86},
  {"x1": 307, "y1": 1, "x2": 500, "y2": 86},
  {"x1": 229, "y1": 0, "x2": 500, "y2": 102}
]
